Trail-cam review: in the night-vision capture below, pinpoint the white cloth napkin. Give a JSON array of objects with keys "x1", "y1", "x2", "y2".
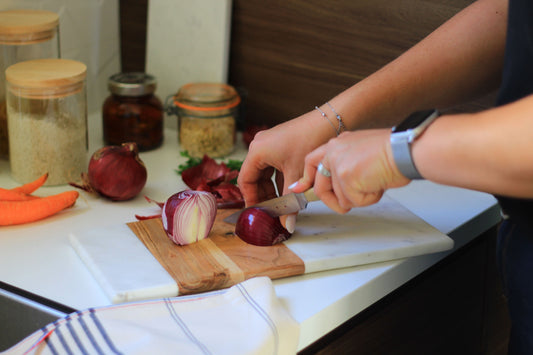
[{"x1": 3, "y1": 277, "x2": 299, "y2": 355}]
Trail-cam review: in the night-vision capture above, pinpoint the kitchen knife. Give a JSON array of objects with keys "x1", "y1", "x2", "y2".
[{"x1": 224, "y1": 188, "x2": 319, "y2": 224}]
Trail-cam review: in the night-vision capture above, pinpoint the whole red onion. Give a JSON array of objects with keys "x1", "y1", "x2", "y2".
[
  {"x1": 70, "y1": 142, "x2": 147, "y2": 201},
  {"x1": 235, "y1": 207, "x2": 292, "y2": 246}
]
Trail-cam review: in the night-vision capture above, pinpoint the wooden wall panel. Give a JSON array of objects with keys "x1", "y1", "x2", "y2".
[
  {"x1": 228, "y1": 0, "x2": 495, "y2": 128},
  {"x1": 119, "y1": 0, "x2": 148, "y2": 73},
  {"x1": 119, "y1": 1, "x2": 496, "y2": 129}
]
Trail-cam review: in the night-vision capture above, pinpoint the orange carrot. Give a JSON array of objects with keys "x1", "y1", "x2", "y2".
[
  {"x1": 10, "y1": 173, "x2": 48, "y2": 194},
  {"x1": 0, "y1": 188, "x2": 38, "y2": 201},
  {"x1": 0, "y1": 190, "x2": 79, "y2": 226}
]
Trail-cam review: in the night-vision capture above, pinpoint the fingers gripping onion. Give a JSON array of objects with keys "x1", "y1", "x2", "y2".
[{"x1": 162, "y1": 190, "x2": 218, "y2": 245}]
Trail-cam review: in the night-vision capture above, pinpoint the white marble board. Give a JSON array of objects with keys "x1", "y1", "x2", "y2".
[{"x1": 69, "y1": 194, "x2": 453, "y2": 303}]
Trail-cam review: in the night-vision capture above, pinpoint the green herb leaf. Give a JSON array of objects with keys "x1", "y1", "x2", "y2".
[
  {"x1": 176, "y1": 151, "x2": 244, "y2": 177},
  {"x1": 226, "y1": 159, "x2": 243, "y2": 171}
]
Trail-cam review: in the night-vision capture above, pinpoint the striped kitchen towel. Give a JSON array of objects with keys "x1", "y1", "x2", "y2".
[{"x1": 3, "y1": 277, "x2": 299, "y2": 355}]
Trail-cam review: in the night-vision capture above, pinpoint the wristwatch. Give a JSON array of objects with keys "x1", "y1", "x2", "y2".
[{"x1": 390, "y1": 109, "x2": 439, "y2": 180}]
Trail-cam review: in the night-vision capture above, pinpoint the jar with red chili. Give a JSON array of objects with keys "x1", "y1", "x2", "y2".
[{"x1": 102, "y1": 73, "x2": 163, "y2": 151}]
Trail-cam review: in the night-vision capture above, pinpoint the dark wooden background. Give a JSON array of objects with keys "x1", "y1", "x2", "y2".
[{"x1": 119, "y1": 0, "x2": 495, "y2": 129}]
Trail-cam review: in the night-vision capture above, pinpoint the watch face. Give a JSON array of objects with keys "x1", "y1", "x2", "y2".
[{"x1": 393, "y1": 109, "x2": 437, "y2": 132}]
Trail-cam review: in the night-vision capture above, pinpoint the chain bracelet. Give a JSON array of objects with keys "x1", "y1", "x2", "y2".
[
  {"x1": 315, "y1": 106, "x2": 340, "y2": 136},
  {"x1": 326, "y1": 102, "x2": 345, "y2": 133}
]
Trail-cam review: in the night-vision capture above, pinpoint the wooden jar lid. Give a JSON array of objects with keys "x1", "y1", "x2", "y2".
[
  {"x1": 0, "y1": 9, "x2": 59, "y2": 44},
  {"x1": 6, "y1": 59, "x2": 87, "y2": 99}
]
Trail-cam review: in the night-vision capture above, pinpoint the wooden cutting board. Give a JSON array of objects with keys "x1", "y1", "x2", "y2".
[
  {"x1": 126, "y1": 210, "x2": 305, "y2": 296},
  {"x1": 69, "y1": 194, "x2": 454, "y2": 303}
]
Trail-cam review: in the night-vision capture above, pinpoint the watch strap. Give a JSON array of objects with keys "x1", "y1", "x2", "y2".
[
  {"x1": 390, "y1": 132, "x2": 423, "y2": 180},
  {"x1": 390, "y1": 110, "x2": 438, "y2": 180}
]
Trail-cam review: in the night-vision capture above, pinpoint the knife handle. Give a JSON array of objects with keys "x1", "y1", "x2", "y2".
[{"x1": 304, "y1": 188, "x2": 320, "y2": 202}]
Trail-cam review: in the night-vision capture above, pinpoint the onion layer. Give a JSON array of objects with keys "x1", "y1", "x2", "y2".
[
  {"x1": 70, "y1": 142, "x2": 147, "y2": 201},
  {"x1": 162, "y1": 190, "x2": 217, "y2": 245},
  {"x1": 235, "y1": 207, "x2": 292, "y2": 246}
]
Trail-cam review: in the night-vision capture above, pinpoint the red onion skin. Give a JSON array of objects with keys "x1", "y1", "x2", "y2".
[
  {"x1": 86, "y1": 142, "x2": 147, "y2": 201},
  {"x1": 162, "y1": 190, "x2": 217, "y2": 245},
  {"x1": 235, "y1": 208, "x2": 292, "y2": 246}
]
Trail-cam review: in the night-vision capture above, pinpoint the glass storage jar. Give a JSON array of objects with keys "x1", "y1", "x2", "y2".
[
  {"x1": 0, "y1": 9, "x2": 60, "y2": 159},
  {"x1": 102, "y1": 72, "x2": 164, "y2": 151},
  {"x1": 5, "y1": 59, "x2": 88, "y2": 186},
  {"x1": 172, "y1": 83, "x2": 240, "y2": 158}
]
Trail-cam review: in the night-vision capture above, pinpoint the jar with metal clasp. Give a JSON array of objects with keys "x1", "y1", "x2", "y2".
[{"x1": 169, "y1": 82, "x2": 240, "y2": 158}]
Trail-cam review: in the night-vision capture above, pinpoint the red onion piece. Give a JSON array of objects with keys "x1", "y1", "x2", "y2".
[
  {"x1": 181, "y1": 155, "x2": 244, "y2": 209},
  {"x1": 70, "y1": 142, "x2": 147, "y2": 201},
  {"x1": 134, "y1": 214, "x2": 161, "y2": 220},
  {"x1": 162, "y1": 190, "x2": 218, "y2": 245},
  {"x1": 235, "y1": 207, "x2": 292, "y2": 246},
  {"x1": 143, "y1": 195, "x2": 164, "y2": 208},
  {"x1": 134, "y1": 196, "x2": 163, "y2": 220},
  {"x1": 242, "y1": 124, "x2": 268, "y2": 148}
]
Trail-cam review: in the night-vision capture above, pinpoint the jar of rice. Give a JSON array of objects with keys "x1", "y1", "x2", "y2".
[{"x1": 5, "y1": 59, "x2": 88, "y2": 185}]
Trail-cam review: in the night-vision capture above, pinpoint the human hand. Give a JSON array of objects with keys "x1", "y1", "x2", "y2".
[
  {"x1": 290, "y1": 129, "x2": 411, "y2": 213},
  {"x1": 237, "y1": 110, "x2": 337, "y2": 231}
]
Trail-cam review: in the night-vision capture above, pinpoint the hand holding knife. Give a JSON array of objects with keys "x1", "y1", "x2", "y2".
[{"x1": 223, "y1": 188, "x2": 319, "y2": 224}]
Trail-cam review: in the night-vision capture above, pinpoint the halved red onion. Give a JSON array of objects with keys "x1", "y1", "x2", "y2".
[
  {"x1": 235, "y1": 207, "x2": 292, "y2": 246},
  {"x1": 162, "y1": 190, "x2": 217, "y2": 245}
]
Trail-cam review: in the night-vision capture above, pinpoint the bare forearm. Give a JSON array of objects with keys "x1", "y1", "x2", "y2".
[
  {"x1": 327, "y1": 0, "x2": 508, "y2": 129},
  {"x1": 414, "y1": 95, "x2": 533, "y2": 197}
]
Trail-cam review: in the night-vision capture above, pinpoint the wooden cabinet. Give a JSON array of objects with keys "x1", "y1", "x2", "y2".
[{"x1": 299, "y1": 226, "x2": 510, "y2": 354}]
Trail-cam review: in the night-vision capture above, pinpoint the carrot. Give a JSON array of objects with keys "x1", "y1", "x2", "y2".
[
  {"x1": 0, "y1": 190, "x2": 79, "y2": 226},
  {"x1": 0, "y1": 188, "x2": 38, "y2": 201},
  {"x1": 10, "y1": 173, "x2": 48, "y2": 194}
]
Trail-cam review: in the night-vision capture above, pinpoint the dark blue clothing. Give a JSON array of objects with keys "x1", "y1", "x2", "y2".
[
  {"x1": 497, "y1": 220, "x2": 533, "y2": 354},
  {"x1": 495, "y1": 0, "x2": 533, "y2": 353},
  {"x1": 496, "y1": 0, "x2": 533, "y2": 221}
]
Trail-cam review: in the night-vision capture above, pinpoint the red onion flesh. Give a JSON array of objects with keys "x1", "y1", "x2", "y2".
[
  {"x1": 162, "y1": 190, "x2": 217, "y2": 245},
  {"x1": 235, "y1": 208, "x2": 292, "y2": 246},
  {"x1": 70, "y1": 142, "x2": 147, "y2": 201}
]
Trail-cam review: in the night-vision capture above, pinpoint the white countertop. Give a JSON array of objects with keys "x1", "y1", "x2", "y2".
[{"x1": 0, "y1": 114, "x2": 501, "y2": 351}]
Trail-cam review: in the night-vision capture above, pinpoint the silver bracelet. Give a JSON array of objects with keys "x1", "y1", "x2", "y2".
[
  {"x1": 326, "y1": 102, "x2": 345, "y2": 133},
  {"x1": 315, "y1": 106, "x2": 340, "y2": 136}
]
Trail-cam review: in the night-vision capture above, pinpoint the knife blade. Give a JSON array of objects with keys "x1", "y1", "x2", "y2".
[{"x1": 224, "y1": 188, "x2": 319, "y2": 224}]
